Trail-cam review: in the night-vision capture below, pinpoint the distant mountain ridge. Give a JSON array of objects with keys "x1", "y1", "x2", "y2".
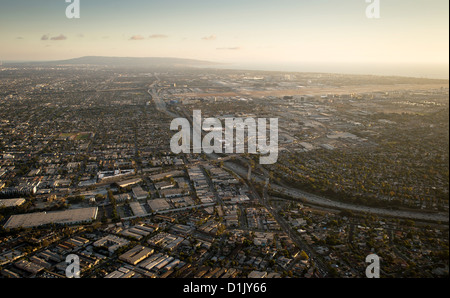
[{"x1": 8, "y1": 56, "x2": 217, "y2": 68}]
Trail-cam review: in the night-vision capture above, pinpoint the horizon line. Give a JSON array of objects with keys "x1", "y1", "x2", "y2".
[{"x1": 2, "y1": 56, "x2": 449, "y2": 80}]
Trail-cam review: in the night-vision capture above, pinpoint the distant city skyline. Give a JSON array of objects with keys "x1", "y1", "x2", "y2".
[{"x1": 0, "y1": 0, "x2": 448, "y2": 78}]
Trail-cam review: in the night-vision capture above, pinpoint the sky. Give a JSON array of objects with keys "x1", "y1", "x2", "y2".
[{"x1": 0, "y1": 0, "x2": 448, "y2": 78}]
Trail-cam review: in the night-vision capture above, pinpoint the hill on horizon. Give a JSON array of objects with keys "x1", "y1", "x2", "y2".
[{"x1": 6, "y1": 56, "x2": 218, "y2": 68}]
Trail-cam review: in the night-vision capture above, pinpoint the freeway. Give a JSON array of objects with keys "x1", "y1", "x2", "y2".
[
  {"x1": 148, "y1": 88, "x2": 179, "y2": 118},
  {"x1": 223, "y1": 161, "x2": 449, "y2": 223},
  {"x1": 256, "y1": 175, "x2": 330, "y2": 277},
  {"x1": 145, "y1": 79, "x2": 449, "y2": 224},
  {"x1": 147, "y1": 74, "x2": 178, "y2": 118}
]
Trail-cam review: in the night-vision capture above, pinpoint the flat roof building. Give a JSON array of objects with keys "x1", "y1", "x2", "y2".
[
  {"x1": 132, "y1": 186, "x2": 148, "y2": 200},
  {"x1": 248, "y1": 271, "x2": 268, "y2": 278},
  {"x1": 148, "y1": 199, "x2": 171, "y2": 212},
  {"x1": 149, "y1": 170, "x2": 184, "y2": 182},
  {"x1": 116, "y1": 178, "x2": 143, "y2": 189},
  {"x1": 14, "y1": 259, "x2": 44, "y2": 275},
  {"x1": 3, "y1": 207, "x2": 98, "y2": 229},
  {"x1": 160, "y1": 188, "x2": 188, "y2": 198},
  {"x1": 119, "y1": 245, "x2": 154, "y2": 265},
  {"x1": 93, "y1": 235, "x2": 130, "y2": 254},
  {"x1": 0, "y1": 198, "x2": 26, "y2": 208},
  {"x1": 130, "y1": 202, "x2": 147, "y2": 217}
]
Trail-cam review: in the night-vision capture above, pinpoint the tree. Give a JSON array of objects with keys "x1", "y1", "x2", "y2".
[
  {"x1": 95, "y1": 194, "x2": 105, "y2": 202},
  {"x1": 403, "y1": 219, "x2": 415, "y2": 227},
  {"x1": 101, "y1": 207, "x2": 108, "y2": 223},
  {"x1": 68, "y1": 195, "x2": 85, "y2": 204},
  {"x1": 300, "y1": 250, "x2": 309, "y2": 260}
]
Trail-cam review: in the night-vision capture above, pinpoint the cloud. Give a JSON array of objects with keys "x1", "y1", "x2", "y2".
[
  {"x1": 50, "y1": 34, "x2": 67, "y2": 41},
  {"x1": 41, "y1": 34, "x2": 49, "y2": 41},
  {"x1": 130, "y1": 35, "x2": 145, "y2": 40},
  {"x1": 16, "y1": 37, "x2": 24, "y2": 40},
  {"x1": 77, "y1": 34, "x2": 84, "y2": 38},
  {"x1": 202, "y1": 35, "x2": 217, "y2": 41},
  {"x1": 149, "y1": 34, "x2": 168, "y2": 39},
  {"x1": 217, "y1": 47, "x2": 241, "y2": 50}
]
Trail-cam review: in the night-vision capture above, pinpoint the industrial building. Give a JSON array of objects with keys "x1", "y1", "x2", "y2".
[
  {"x1": 132, "y1": 186, "x2": 148, "y2": 200},
  {"x1": 3, "y1": 207, "x2": 98, "y2": 229},
  {"x1": 14, "y1": 259, "x2": 44, "y2": 275},
  {"x1": 119, "y1": 245, "x2": 154, "y2": 265},
  {"x1": 116, "y1": 178, "x2": 143, "y2": 189},
  {"x1": 93, "y1": 235, "x2": 130, "y2": 254},
  {"x1": 129, "y1": 202, "x2": 147, "y2": 217},
  {"x1": 0, "y1": 198, "x2": 26, "y2": 208},
  {"x1": 147, "y1": 199, "x2": 171, "y2": 212},
  {"x1": 104, "y1": 267, "x2": 137, "y2": 278}
]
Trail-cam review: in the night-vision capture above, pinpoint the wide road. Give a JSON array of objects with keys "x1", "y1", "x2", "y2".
[
  {"x1": 224, "y1": 161, "x2": 449, "y2": 223},
  {"x1": 148, "y1": 88, "x2": 179, "y2": 118},
  {"x1": 146, "y1": 81, "x2": 449, "y2": 224},
  {"x1": 147, "y1": 74, "x2": 178, "y2": 118}
]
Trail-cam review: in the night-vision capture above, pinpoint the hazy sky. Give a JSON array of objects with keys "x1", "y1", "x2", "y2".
[{"x1": 0, "y1": 0, "x2": 448, "y2": 76}]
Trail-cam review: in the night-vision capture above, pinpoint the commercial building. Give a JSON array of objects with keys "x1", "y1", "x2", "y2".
[
  {"x1": 155, "y1": 181, "x2": 175, "y2": 190},
  {"x1": 104, "y1": 267, "x2": 137, "y2": 278},
  {"x1": 129, "y1": 202, "x2": 147, "y2": 217},
  {"x1": 14, "y1": 259, "x2": 44, "y2": 275},
  {"x1": 148, "y1": 232, "x2": 184, "y2": 251},
  {"x1": 0, "y1": 198, "x2": 26, "y2": 208},
  {"x1": 93, "y1": 235, "x2": 130, "y2": 254},
  {"x1": 132, "y1": 186, "x2": 148, "y2": 200},
  {"x1": 0, "y1": 185, "x2": 37, "y2": 197},
  {"x1": 160, "y1": 188, "x2": 188, "y2": 198},
  {"x1": 148, "y1": 199, "x2": 171, "y2": 212},
  {"x1": 119, "y1": 245, "x2": 154, "y2": 265},
  {"x1": 248, "y1": 271, "x2": 268, "y2": 278},
  {"x1": 116, "y1": 193, "x2": 131, "y2": 202},
  {"x1": 149, "y1": 170, "x2": 184, "y2": 182},
  {"x1": 116, "y1": 178, "x2": 143, "y2": 189},
  {"x1": 3, "y1": 207, "x2": 98, "y2": 229}
]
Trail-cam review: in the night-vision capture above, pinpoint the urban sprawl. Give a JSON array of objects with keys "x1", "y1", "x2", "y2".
[{"x1": 0, "y1": 61, "x2": 448, "y2": 278}]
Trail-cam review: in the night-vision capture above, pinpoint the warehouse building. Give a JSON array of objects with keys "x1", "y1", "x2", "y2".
[
  {"x1": 0, "y1": 198, "x2": 26, "y2": 208},
  {"x1": 129, "y1": 202, "x2": 147, "y2": 217},
  {"x1": 116, "y1": 178, "x2": 143, "y2": 189},
  {"x1": 132, "y1": 186, "x2": 149, "y2": 200},
  {"x1": 3, "y1": 207, "x2": 98, "y2": 229},
  {"x1": 119, "y1": 245, "x2": 154, "y2": 265},
  {"x1": 93, "y1": 235, "x2": 130, "y2": 254},
  {"x1": 14, "y1": 259, "x2": 44, "y2": 275},
  {"x1": 148, "y1": 199, "x2": 171, "y2": 212}
]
